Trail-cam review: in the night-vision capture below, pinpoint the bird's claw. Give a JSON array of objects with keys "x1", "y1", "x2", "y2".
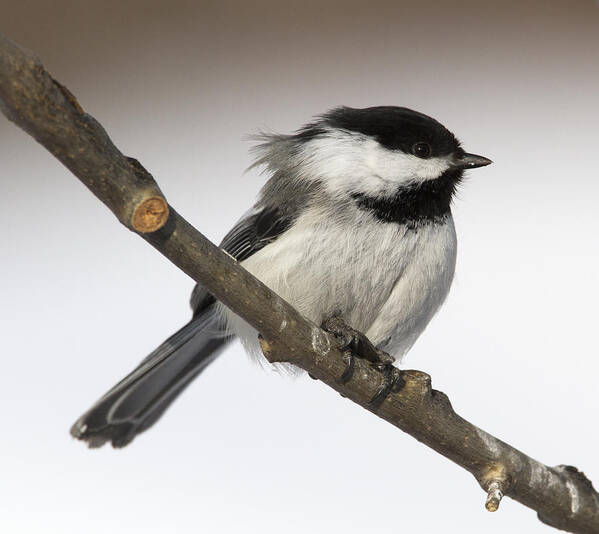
[
  {"x1": 321, "y1": 316, "x2": 395, "y2": 366},
  {"x1": 368, "y1": 364, "x2": 404, "y2": 409},
  {"x1": 321, "y1": 316, "x2": 403, "y2": 408}
]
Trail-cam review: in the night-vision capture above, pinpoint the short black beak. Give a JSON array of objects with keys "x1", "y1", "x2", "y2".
[{"x1": 454, "y1": 153, "x2": 493, "y2": 170}]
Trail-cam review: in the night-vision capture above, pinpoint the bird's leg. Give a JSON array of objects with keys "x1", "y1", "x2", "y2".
[{"x1": 321, "y1": 315, "x2": 403, "y2": 407}]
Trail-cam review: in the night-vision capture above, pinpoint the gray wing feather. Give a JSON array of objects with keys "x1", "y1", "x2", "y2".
[{"x1": 190, "y1": 205, "x2": 296, "y2": 313}]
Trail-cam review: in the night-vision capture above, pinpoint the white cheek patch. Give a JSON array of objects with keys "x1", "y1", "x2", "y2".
[
  {"x1": 296, "y1": 129, "x2": 453, "y2": 198},
  {"x1": 367, "y1": 146, "x2": 452, "y2": 183}
]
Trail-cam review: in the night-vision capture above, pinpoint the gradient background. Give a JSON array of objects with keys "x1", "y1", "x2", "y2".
[{"x1": 2, "y1": 1, "x2": 598, "y2": 532}]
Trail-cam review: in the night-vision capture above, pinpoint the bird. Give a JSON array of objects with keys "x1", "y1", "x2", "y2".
[{"x1": 71, "y1": 105, "x2": 492, "y2": 448}]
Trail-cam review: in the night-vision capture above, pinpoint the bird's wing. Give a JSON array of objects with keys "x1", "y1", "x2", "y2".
[
  {"x1": 190, "y1": 205, "x2": 295, "y2": 314},
  {"x1": 220, "y1": 205, "x2": 294, "y2": 261},
  {"x1": 73, "y1": 208, "x2": 297, "y2": 447}
]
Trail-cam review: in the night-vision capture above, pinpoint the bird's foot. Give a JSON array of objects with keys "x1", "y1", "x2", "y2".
[
  {"x1": 321, "y1": 316, "x2": 403, "y2": 408},
  {"x1": 321, "y1": 316, "x2": 394, "y2": 366},
  {"x1": 367, "y1": 362, "x2": 404, "y2": 410}
]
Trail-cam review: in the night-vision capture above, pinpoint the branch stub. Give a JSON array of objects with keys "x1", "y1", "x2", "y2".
[{"x1": 131, "y1": 196, "x2": 169, "y2": 233}]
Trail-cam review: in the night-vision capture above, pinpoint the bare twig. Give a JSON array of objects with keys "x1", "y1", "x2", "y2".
[
  {"x1": 1, "y1": 33, "x2": 598, "y2": 533},
  {"x1": 486, "y1": 480, "x2": 505, "y2": 512}
]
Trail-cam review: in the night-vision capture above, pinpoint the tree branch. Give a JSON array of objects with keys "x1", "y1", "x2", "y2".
[{"x1": 1, "y1": 33, "x2": 597, "y2": 533}]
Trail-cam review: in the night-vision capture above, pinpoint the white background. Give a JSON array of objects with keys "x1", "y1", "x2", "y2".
[{"x1": 1, "y1": 1, "x2": 598, "y2": 532}]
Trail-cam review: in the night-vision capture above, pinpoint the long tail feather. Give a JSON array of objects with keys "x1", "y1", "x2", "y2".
[{"x1": 70, "y1": 305, "x2": 230, "y2": 448}]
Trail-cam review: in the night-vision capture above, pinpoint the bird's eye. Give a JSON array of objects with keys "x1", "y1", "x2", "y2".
[{"x1": 412, "y1": 142, "x2": 432, "y2": 159}]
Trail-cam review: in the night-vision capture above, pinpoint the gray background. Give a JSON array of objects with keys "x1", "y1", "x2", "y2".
[{"x1": 1, "y1": 1, "x2": 598, "y2": 532}]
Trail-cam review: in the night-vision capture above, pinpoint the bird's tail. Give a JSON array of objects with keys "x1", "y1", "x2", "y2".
[{"x1": 70, "y1": 305, "x2": 230, "y2": 448}]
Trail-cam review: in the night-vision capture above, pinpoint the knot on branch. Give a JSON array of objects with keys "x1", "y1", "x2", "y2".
[
  {"x1": 132, "y1": 196, "x2": 169, "y2": 233},
  {"x1": 558, "y1": 465, "x2": 597, "y2": 494},
  {"x1": 51, "y1": 77, "x2": 84, "y2": 114},
  {"x1": 400, "y1": 370, "x2": 431, "y2": 397},
  {"x1": 258, "y1": 334, "x2": 292, "y2": 364},
  {"x1": 535, "y1": 464, "x2": 599, "y2": 531}
]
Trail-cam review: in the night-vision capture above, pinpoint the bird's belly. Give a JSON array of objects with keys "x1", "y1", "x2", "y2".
[
  {"x1": 226, "y1": 212, "x2": 456, "y2": 362},
  {"x1": 366, "y1": 222, "x2": 457, "y2": 358}
]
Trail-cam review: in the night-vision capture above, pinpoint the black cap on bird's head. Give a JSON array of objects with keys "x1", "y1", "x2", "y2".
[{"x1": 317, "y1": 106, "x2": 492, "y2": 171}]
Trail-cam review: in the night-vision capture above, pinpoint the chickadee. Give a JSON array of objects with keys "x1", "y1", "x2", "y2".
[{"x1": 71, "y1": 106, "x2": 492, "y2": 447}]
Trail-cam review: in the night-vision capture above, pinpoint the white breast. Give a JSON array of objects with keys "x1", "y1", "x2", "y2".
[
  {"x1": 219, "y1": 205, "x2": 457, "y2": 364},
  {"x1": 365, "y1": 217, "x2": 457, "y2": 359}
]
